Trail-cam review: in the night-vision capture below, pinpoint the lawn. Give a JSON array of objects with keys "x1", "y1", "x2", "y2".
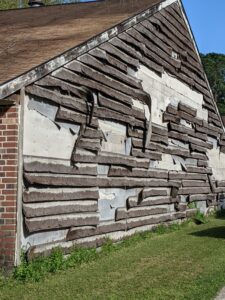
[{"x1": 1, "y1": 217, "x2": 225, "y2": 300}]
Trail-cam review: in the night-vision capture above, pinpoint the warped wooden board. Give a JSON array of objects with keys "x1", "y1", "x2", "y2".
[
  {"x1": 126, "y1": 212, "x2": 185, "y2": 230},
  {"x1": 189, "y1": 194, "x2": 216, "y2": 202},
  {"x1": 53, "y1": 68, "x2": 133, "y2": 106},
  {"x1": 89, "y1": 48, "x2": 128, "y2": 73},
  {"x1": 66, "y1": 60, "x2": 146, "y2": 100},
  {"x1": 67, "y1": 220, "x2": 127, "y2": 241},
  {"x1": 182, "y1": 180, "x2": 210, "y2": 187},
  {"x1": 78, "y1": 53, "x2": 142, "y2": 89},
  {"x1": 26, "y1": 85, "x2": 90, "y2": 114},
  {"x1": 142, "y1": 188, "x2": 168, "y2": 198},
  {"x1": 24, "y1": 161, "x2": 98, "y2": 176},
  {"x1": 56, "y1": 106, "x2": 99, "y2": 128},
  {"x1": 169, "y1": 171, "x2": 208, "y2": 181},
  {"x1": 116, "y1": 206, "x2": 168, "y2": 220},
  {"x1": 36, "y1": 76, "x2": 89, "y2": 100},
  {"x1": 178, "y1": 187, "x2": 211, "y2": 195},
  {"x1": 73, "y1": 151, "x2": 150, "y2": 169},
  {"x1": 23, "y1": 201, "x2": 98, "y2": 218},
  {"x1": 108, "y1": 166, "x2": 168, "y2": 179},
  {"x1": 24, "y1": 173, "x2": 181, "y2": 188},
  {"x1": 97, "y1": 93, "x2": 144, "y2": 120},
  {"x1": 128, "y1": 196, "x2": 178, "y2": 208},
  {"x1": 23, "y1": 187, "x2": 99, "y2": 203},
  {"x1": 25, "y1": 213, "x2": 100, "y2": 233}
]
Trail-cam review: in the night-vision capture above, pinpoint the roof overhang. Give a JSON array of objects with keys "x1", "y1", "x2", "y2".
[{"x1": 0, "y1": 0, "x2": 177, "y2": 100}]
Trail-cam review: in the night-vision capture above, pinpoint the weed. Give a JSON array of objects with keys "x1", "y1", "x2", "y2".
[
  {"x1": 193, "y1": 210, "x2": 208, "y2": 225},
  {"x1": 65, "y1": 247, "x2": 98, "y2": 268},
  {"x1": 11, "y1": 219, "x2": 200, "y2": 282},
  {"x1": 187, "y1": 202, "x2": 197, "y2": 209},
  {"x1": 187, "y1": 202, "x2": 208, "y2": 224}
]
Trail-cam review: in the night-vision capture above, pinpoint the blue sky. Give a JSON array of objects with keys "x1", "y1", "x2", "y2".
[{"x1": 182, "y1": 0, "x2": 225, "y2": 54}]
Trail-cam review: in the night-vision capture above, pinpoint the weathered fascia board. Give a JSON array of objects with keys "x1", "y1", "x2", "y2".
[{"x1": 0, "y1": 0, "x2": 177, "y2": 100}]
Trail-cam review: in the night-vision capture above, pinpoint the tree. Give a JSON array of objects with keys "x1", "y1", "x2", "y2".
[
  {"x1": 201, "y1": 53, "x2": 225, "y2": 107},
  {"x1": 0, "y1": 0, "x2": 81, "y2": 10}
]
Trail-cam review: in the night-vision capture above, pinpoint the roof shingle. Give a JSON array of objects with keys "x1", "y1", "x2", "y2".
[{"x1": 0, "y1": 0, "x2": 162, "y2": 85}]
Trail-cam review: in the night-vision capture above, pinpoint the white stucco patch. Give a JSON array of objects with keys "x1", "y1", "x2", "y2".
[
  {"x1": 207, "y1": 148, "x2": 225, "y2": 181},
  {"x1": 21, "y1": 228, "x2": 68, "y2": 250},
  {"x1": 24, "y1": 96, "x2": 77, "y2": 159},
  {"x1": 98, "y1": 188, "x2": 137, "y2": 221},
  {"x1": 99, "y1": 120, "x2": 129, "y2": 155},
  {"x1": 155, "y1": 153, "x2": 182, "y2": 171},
  {"x1": 137, "y1": 65, "x2": 207, "y2": 125}
]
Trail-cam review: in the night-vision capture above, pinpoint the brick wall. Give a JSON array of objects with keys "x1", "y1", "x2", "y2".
[{"x1": 0, "y1": 104, "x2": 19, "y2": 268}]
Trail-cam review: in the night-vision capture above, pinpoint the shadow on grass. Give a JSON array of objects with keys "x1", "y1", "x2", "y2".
[
  {"x1": 216, "y1": 209, "x2": 225, "y2": 220},
  {"x1": 191, "y1": 226, "x2": 225, "y2": 239}
]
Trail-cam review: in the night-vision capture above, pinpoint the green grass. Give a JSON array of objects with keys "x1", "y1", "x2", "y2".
[{"x1": 1, "y1": 217, "x2": 225, "y2": 299}]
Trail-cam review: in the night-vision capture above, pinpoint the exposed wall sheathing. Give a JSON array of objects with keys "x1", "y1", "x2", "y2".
[{"x1": 21, "y1": 1, "x2": 225, "y2": 258}]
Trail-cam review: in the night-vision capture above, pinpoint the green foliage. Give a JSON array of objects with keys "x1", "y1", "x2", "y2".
[
  {"x1": 217, "y1": 102, "x2": 225, "y2": 115},
  {"x1": 187, "y1": 202, "x2": 208, "y2": 224},
  {"x1": 0, "y1": 0, "x2": 82, "y2": 10},
  {"x1": 193, "y1": 210, "x2": 208, "y2": 225},
  {"x1": 201, "y1": 53, "x2": 225, "y2": 107},
  {"x1": 187, "y1": 202, "x2": 197, "y2": 209},
  {"x1": 12, "y1": 221, "x2": 193, "y2": 282},
  {"x1": 14, "y1": 247, "x2": 98, "y2": 282},
  {"x1": 2, "y1": 217, "x2": 225, "y2": 300},
  {"x1": 64, "y1": 247, "x2": 98, "y2": 268},
  {"x1": 0, "y1": 0, "x2": 21, "y2": 9}
]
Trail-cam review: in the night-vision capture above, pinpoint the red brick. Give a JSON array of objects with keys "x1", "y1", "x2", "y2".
[
  {"x1": 2, "y1": 190, "x2": 15, "y2": 195},
  {"x1": 3, "y1": 154, "x2": 17, "y2": 159},
  {"x1": 6, "y1": 160, "x2": 17, "y2": 165},
  {"x1": 1, "y1": 213, "x2": 16, "y2": 219},
  {"x1": 5, "y1": 219, "x2": 16, "y2": 225},
  {"x1": 2, "y1": 201, "x2": 16, "y2": 207},
  {"x1": 5, "y1": 195, "x2": 17, "y2": 201},
  {"x1": 7, "y1": 136, "x2": 17, "y2": 142},
  {"x1": 3, "y1": 130, "x2": 18, "y2": 136},
  {"x1": 2, "y1": 178, "x2": 17, "y2": 184},
  {"x1": 1, "y1": 225, "x2": 16, "y2": 231},
  {"x1": 7, "y1": 113, "x2": 18, "y2": 118},
  {"x1": 3, "y1": 142, "x2": 17, "y2": 148},
  {"x1": 6, "y1": 207, "x2": 16, "y2": 213},
  {"x1": 0, "y1": 105, "x2": 18, "y2": 268},
  {"x1": 7, "y1": 124, "x2": 18, "y2": 130},
  {"x1": 6, "y1": 172, "x2": 17, "y2": 177},
  {"x1": 3, "y1": 166, "x2": 16, "y2": 171},
  {"x1": 7, "y1": 107, "x2": 17, "y2": 113},
  {"x1": 6, "y1": 148, "x2": 17, "y2": 154}
]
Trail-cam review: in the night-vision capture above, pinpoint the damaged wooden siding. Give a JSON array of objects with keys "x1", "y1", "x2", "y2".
[{"x1": 20, "y1": 1, "x2": 225, "y2": 258}]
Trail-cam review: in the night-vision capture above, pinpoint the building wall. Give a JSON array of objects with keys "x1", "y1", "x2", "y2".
[
  {"x1": 1, "y1": 0, "x2": 224, "y2": 262},
  {"x1": 0, "y1": 103, "x2": 19, "y2": 268}
]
